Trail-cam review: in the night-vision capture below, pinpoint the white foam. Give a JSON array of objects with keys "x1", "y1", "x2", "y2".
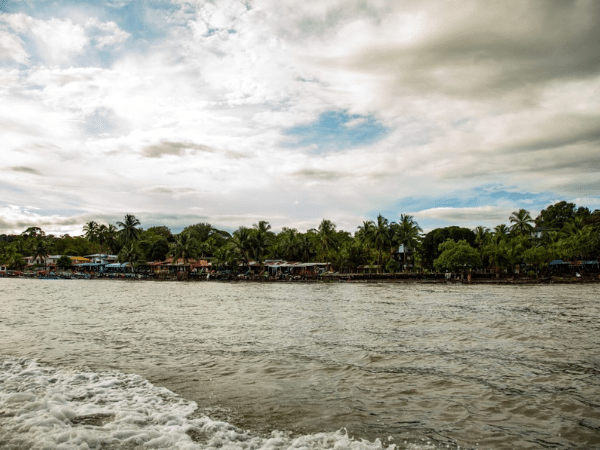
[{"x1": 0, "y1": 358, "x2": 432, "y2": 450}]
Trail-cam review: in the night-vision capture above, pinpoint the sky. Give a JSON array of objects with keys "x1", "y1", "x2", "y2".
[{"x1": 1, "y1": 0, "x2": 599, "y2": 236}]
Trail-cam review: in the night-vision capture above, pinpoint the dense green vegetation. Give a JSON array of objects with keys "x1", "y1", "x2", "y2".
[{"x1": 1, "y1": 201, "x2": 599, "y2": 275}]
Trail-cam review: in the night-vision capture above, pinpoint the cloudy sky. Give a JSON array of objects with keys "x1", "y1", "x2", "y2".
[{"x1": 1, "y1": 0, "x2": 599, "y2": 236}]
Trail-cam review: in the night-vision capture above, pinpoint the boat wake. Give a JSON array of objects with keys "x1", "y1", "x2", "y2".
[{"x1": 0, "y1": 358, "x2": 436, "y2": 450}]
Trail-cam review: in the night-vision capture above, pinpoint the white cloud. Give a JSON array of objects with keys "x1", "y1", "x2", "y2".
[
  {"x1": 0, "y1": 29, "x2": 28, "y2": 63},
  {"x1": 0, "y1": 1, "x2": 598, "y2": 235},
  {"x1": 29, "y1": 16, "x2": 88, "y2": 64},
  {"x1": 414, "y1": 206, "x2": 512, "y2": 223},
  {"x1": 85, "y1": 18, "x2": 130, "y2": 49},
  {"x1": 0, "y1": 205, "x2": 79, "y2": 235}
]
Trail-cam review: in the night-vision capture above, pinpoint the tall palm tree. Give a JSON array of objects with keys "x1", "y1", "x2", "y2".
[
  {"x1": 117, "y1": 214, "x2": 141, "y2": 244},
  {"x1": 509, "y1": 209, "x2": 534, "y2": 235},
  {"x1": 372, "y1": 214, "x2": 390, "y2": 270},
  {"x1": 32, "y1": 239, "x2": 49, "y2": 267},
  {"x1": 118, "y1": 243, "x2": 139, "y2": 273},
  {"x1": 493, "y1": 224, "x2": 510, "y2": 244},
  {"x1": 278, "y1": 228, "x2": 298, "y2": 260},
  {"x1": 251, "y1": 221, "x2": 272, "y2": 269},
  {"x1": 169, "y1": 233, "x2": 198, "y2": 265},
  {"x1": 316, "y1": 219, "x2": 338, "y2": 262},
  {"x1": 356, "y1": 220, "x2": 375, "y2": 244},
  {"x1": 83, "y1": 221, "x2": 99, "y2": 245},
  {"x1": 102, "y1": 224, "x2": 120, "y2": 254},
  {"x1": 474, "y1": 226, "x2": 491, "y2": 270},
  {"x1": 394, "y1": 214, "x2": 423, "y2": 271},
  {"x1": 474, "y1": 226, "x2": 491, "y2": 248},
  {"x1": 230, "y1": 227, "x2": 252, "y2": 270},
  {"x1": 96, "y1": 224, "x2": 107, "y2": 251},
  {"x1": 296, "y1": 233, "x2": 314, "y2": 263}
]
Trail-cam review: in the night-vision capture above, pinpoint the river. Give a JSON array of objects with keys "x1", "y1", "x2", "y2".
[{"x1": 1, "y1": 279, "x2": 599, "y2": 449}]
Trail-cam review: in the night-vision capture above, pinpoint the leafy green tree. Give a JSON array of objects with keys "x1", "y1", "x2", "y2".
[
  {"x1": 421, "y1": 226, "x2": 476, "y2": 269},
  {"x1": 149, "y1": 238, "x2": 170, "y2": 261},
  {"x1": 385, "y1": 259, "x2": 400, "y2": 273},
  {"x1": 1, "y1": 244, "x2": 25, "y2": 270},
  {"x1": 433, "y1": 239, "x2": 481, "y2": 273},
  {"x1": 144, "y1": 226, "x2": 174, "y2": 242},
  {"x1": 57, "y1": 255, "x2": 73, "y2": 270},
  {"x1": 522, "y1": 246, "x2": 554, "y2": 277},
  {"x1": 22, "y1": 227, "x2": 45, "y2": 238},
  {"x1": 51, "y1": 235, "x2": 94, "y2": 256},
  {"x1": 535, "y1": 201, "x2": 576, "y2": 230}
]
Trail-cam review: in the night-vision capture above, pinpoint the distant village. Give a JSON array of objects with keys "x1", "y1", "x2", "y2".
[{"x1": 1, "y1": 201, "x2": 599, "y2": 282}]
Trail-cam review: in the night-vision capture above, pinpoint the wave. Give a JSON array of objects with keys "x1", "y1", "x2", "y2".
[{"x1": 0, "y1": 358, "x2": 434, "y2": 450}]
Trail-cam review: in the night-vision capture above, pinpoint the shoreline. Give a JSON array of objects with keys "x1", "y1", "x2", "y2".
[{"x1": 2, "y1": 273, "x2": 599, "y2": 284}]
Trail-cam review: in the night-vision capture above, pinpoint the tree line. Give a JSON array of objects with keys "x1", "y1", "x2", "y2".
[{"x1": 1, "y1": 201, "x2": 598, "y2": 275}]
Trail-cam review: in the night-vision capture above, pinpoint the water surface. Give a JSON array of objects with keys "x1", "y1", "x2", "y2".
[{"x1": 1, "y1": 280, "x2": 599, "y2": 449}]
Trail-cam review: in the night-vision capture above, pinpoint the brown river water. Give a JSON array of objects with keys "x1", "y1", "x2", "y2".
[{"x1": 0, "y1": 279, "x2": 599, "y2": 449}]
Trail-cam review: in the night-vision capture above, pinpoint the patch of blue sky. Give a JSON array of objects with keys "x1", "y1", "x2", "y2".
[
  {"x1": 82, "y1": 108, "x2": 120, "y2": 137},
  {"x1": 3, "y1": 0, "x2": 178, "y2": 42},
  {"x1": 365, "y1": 186, "x2": 558, "y2": 227},
  {"x1": 284, "y1": 111, "x2": 389, "y2": 153}
]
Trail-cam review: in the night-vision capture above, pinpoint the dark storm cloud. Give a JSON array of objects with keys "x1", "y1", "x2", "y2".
[
  {"x1": 343, "y1": 0, "x2": 600, "y2": 97},
  {"x1": 503, "y1": 115, "x2": 600, "y2": 153}
]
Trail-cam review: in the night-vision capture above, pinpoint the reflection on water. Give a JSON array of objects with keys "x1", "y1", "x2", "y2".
[{"x1": 1, "y1": 279, "x2": 599, "y2": 449}]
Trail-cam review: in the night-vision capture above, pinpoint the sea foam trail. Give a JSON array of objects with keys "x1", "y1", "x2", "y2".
[{"x1": 0, "y1": 358, "x2": 432, "y2": 450}]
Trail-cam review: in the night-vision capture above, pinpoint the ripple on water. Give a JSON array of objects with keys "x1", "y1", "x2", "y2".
[{"x1": 1, "y1": 280, "x2": 599, "y2": 449}]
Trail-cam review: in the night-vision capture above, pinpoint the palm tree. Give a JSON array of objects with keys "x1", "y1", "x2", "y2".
[
  {"x1": 493, "y1": 224, "x2": 510, "y2": 244},
  {"x1": 117, "y1": 214, "x2": 141, "y2": 244},
  {"x1": 372, "y1": 214, "x2": 390, "y2": 270},
  {"x1": 96, "y1": 224, "x2": 107, "y2": 251},
  {"x1": 296, "y1": 233, "x2": 314, "y2": 262},
  {"x1": 169, "y1": 233, "x2": 198, "y2": 265},
  {"x1": 474, "y1": 226, "x2": 491, "y2": 270},
  {"x1": 474, "y1": 226, "x2": 491, "y2": 248},
  {"x1": 102, "y1": 224, "x2": 120, "y2": 254},
  {"x1": 316, "y1": 219, "x2": 338, "y2": 262},
  {"x1": 83, "y1": 221, "x2": 99, "y2": 245},
  {"x1": 230, "y1": 227, "x2": 252, "y2": 270},
  {"x1": 32, "y1": 239, "x2": 49, "y2": 267},
  {"x1": 251, "y1": 221, "x2": 272, "y2": 269},
  {"x1": 118, "y1": 243, "x2": 139, "y2": 273},
  {"x1": 509, "y1": 209, "x2": 534, "y2": 235},
  {"x1": 499, "y1": 236, "x2": 528, "y2": 274},
  {"x1": 356, "y1": 220, "x2": 375, "y2": 245},
  {"x1": 278, "y1": 228, "x2": 298, "y2": 260},
  {"x1": 394, "y1": 214, "x2": 422, "y2": 271},
  {"x1": 4, "y1": 244, "x2": 26, "y2": 270}
]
